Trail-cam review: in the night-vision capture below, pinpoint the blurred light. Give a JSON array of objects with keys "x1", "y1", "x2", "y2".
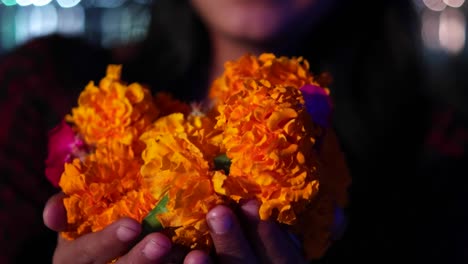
[
  {"x1": 120, "y1": 7, "x2": 132, "y2": 43},
  {"x1": 423, "y1": 0, "x2": 447, "y2": 11},
  {"x1": 443, "y1": 0, "x2": 465, "y2": 7},
  {"x1": 56, "y1": 0, "x2": 81, "y2": 8},
  {"x1": 15, "y1": 6, "x2": 32, "y2": 44},
  {"x1": 79, "y1": 0, "x2": 98, "y2": 8},
  {"x1": 32, "y1": 0, "x2": 51, "y2": 6},
  {"x1": 93, "y1": 0, "x2": 125, "y2": 8},
  {"x1": 133, "y1": 0, "x2": 151, "y2": 4},
  {"x1": 1, "y1": 6, "x2": 17, "y2": 51},
  {"x1": 422, "y1": 10, "x2": 441, "y2": 50},
  {"x1": 439, "y1": 8, "x2": 466, "y2": 54},
  {"x1": 29, "y1": 5, "x2": 58, "y2": 37},
  {"x1": 16, "y1": 0, "x2": 32, "y2": 6},
  {"x1": 1, "y1": 0, "x2": 16, "y2": 6},
  {"x1": 128, "y1": 5, "x2": 151, "y2": 41},
  {"x1": 99, "y1": 4, "x2": 151, "y2": 47},
  {"x1": 57, "y1": 4, "x2": 85, "y2": 34},
  {"x1": 101, "y1": 8, "x2": 122, "y2": 46},
  {"x1": 1, "y1": 0, "x2": 153, "y2": 56}
]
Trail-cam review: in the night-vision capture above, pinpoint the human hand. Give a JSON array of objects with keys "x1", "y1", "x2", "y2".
[
  {"x1": 43, "y1": 193, "x2": 177, "y2": 264},
  {"x1": 44, "y1": 194, "x2": 307, "y2": 264},
  {"x1": 191, "y1": 200, "x2": 308, "y2": 264}
]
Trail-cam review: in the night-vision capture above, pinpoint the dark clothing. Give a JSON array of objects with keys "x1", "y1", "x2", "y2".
[{"x1": 0, "y1": 35, "x2": 110, "y2": 263}]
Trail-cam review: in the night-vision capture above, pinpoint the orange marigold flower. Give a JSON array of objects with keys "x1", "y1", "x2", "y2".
[
  {"x1": 209, "y1": 53, "x2": 350, "y2": 260},
  {"x1": 213, "y1": 79, "x2": 323, "y2": 225},
  {"x1": 66, "y1": 65, "x2": 159, "y2": 147},
  {"x1": 185, "y1": 108, "x2": 223, "y2": 164},
  {"x1": 140, "y1": 113, "x2": 223, "y2": 249},
  {"x1": 209, "y1": 53, "x2": 316, "y2": 102},
  {"x1": 59, "y1": 143, "x2": 156, "y2": 240}
]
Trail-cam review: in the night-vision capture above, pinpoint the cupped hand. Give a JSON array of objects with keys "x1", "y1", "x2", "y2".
[
  {"x1": 183, "y1": 200, "x2": 308, "y2": 264},
  {"x1": 44, "y1": 193, "x2": 307, "y2": 264},
  {"x1": 43, "y1": 193, "x2": 175, "y2": 264}
]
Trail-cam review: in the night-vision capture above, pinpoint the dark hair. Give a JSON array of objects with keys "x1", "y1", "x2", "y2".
[{"x1": 125, "y1": 0, "x2": 210, "y2": 102}]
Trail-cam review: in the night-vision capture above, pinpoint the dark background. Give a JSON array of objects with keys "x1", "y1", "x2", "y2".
[{"x1": 1, "y1": 0, "x2": 468, "y2": 263}]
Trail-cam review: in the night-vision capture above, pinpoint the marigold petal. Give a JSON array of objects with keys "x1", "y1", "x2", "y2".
[
  {"x1": 140, "y1": 113, "x2": 223, "y2": 249},
  {"x1": 67, "y1": 65, "x2": 159, "y2": 148}
]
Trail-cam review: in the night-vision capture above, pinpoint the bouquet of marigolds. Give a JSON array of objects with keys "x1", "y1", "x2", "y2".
[{"x1": 45, "y1": 53, "x2": 351, "y2": 260}]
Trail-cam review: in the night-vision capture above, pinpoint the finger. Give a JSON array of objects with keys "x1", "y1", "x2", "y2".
[
  {"x1": 43, "y1": 192, "x2": 68, "y2": 231},
  {"x1": 240, "y1": 200, "x2": 306, "y2": 264},
  {"x1": 206, "y1": 205, "x2": 256, "y2": 264},
  {"x1": 53, "y1": 217, "x2": 142, "y2": 264},
  {"x1": 115, "y1": 232, "x2": 172, "y2": 264},
  {"x1": 184, "y1": 250, "x2": 212, "y2": 264}
]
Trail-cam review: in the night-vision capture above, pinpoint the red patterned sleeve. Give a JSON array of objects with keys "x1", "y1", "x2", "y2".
[
  {"x1": 0, "y1": 35, "x2": 110, "y2": 262},
  {"x1": 417, "y1": 105, "x2": 468, "y2": 262},
  {"x1": 0, "y1": 37, "x2": 69, "y2": 262}
]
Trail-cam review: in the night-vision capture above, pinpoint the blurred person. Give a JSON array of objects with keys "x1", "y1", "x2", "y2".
[{"x1": 2, "y1": 0, "x2": 466, "y2": 263}]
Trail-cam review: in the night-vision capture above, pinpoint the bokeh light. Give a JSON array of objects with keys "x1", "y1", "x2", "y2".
[
  {"x1": 422, "y1": 10, "x2": 441, "y2": 50},
  {"x1": 93, "y1": 0, "x2": 125, "y2": 8},
  {"x1": 439, "y1": 8, "x2": 466, "y2": 54},
  {"x1": 29, "y1": 4, "x2": 58, "y2": 38},
  {"x1": 0, "y1": 0, "x2": 153, "y2": 53},
  {"x1": 1, "y1": 5, "x2": 16, "y2": 50},
  {"x1": 423, "y1": 0, "x2": 447, "y2": 11},
  {"x1": 16, "y1": 0, "x2": 32, "y2": 6},
  {"x1": 56, "y1": 0, "x2": 81, "y2": 8},
  {"x1": 32, "y1": 0, "x2": 52, "y2": 6},
  {"x1": 421, "y1": 4, "x2": 467, "y2": 55},
  {"x1": 443, "y1": 0, "x2": 465, "y2": 8},
  {"x1": 1, "y1": 0, "x2": 16, "y2": 6},
  {"x1": 57, "y1": 4, "x2": 85, "y2": 34}
]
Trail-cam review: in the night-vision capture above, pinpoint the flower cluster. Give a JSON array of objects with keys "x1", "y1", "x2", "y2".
[{"x1": 45, "y1": 54, "x2": 350, "y2": 259}]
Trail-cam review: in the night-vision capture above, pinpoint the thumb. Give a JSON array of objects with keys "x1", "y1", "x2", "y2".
[{"x1": 43, "y1": 192, "x2": 68, "y2": 231}]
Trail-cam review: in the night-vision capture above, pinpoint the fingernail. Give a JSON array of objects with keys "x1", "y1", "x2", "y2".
[
  {"x1": 185, "y1": 251, "x2": 211, "y2": 264},
  {"x1": 143, "y1": 238, "x2": 171, "y2": 260},
  {"x1": 240, "y1": 200, "x2": 260, "y2": 219},
  {"x1": 207, "y1": 206, "x2": 233, "y2": 234},
  {"x1": 116, "y1": 223, "x2": 140, "y2": 242}
]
